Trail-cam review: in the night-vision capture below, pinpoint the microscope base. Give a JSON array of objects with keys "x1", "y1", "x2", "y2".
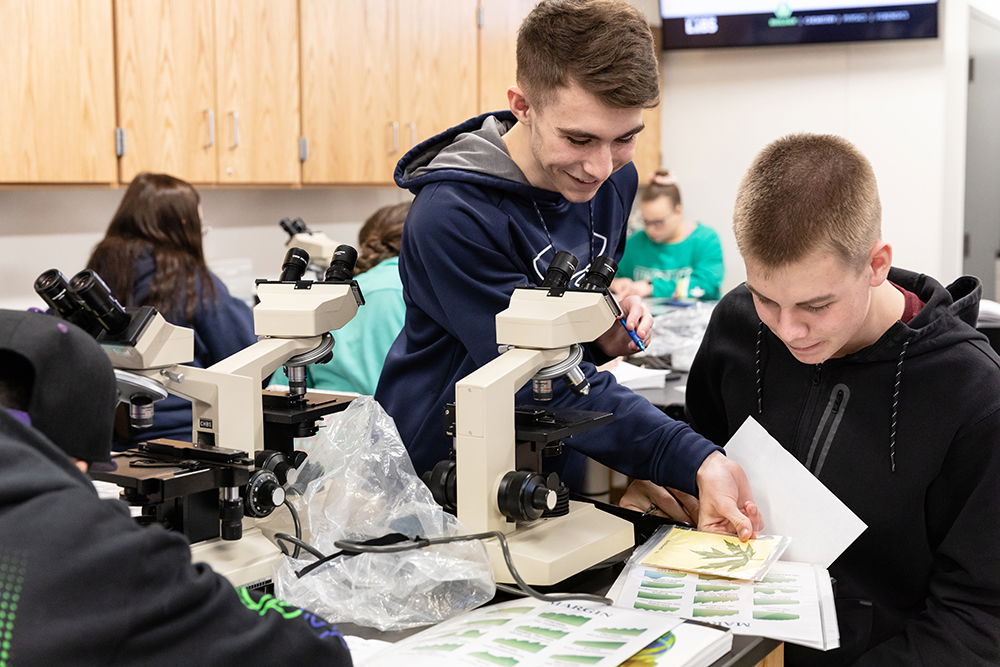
[
  {"x1": 189, "y1": 526, "x2": 283, "y2": 589},
  {"x1": 489, "y1": 500, "x2": 633, "y2": 586}
]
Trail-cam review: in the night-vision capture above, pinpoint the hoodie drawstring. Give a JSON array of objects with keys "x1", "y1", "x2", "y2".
[
  {"x1": 531, "y1": 200, "x2": 595, "y2": 276},
  {"x1": 754, "y1": 322, "x2": 764, "y2": 416},
  {"x1": 889, "y1": 338, "x2": 910, "y2": 473}
]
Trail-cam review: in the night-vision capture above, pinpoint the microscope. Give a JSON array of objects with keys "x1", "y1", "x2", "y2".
[
  {"x1": 425, "y1": 252, "x2": 634, "y2": 586},
  {"x1": 279, "y1": 217, "x2": 341, "y2": 280},
  {"x1": 34, "y1": 246, "x2": 364, "y2": 587}
]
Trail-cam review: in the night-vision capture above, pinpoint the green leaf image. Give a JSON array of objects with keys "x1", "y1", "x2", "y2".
[
  {"x1": 637, "y1": 591, "x2": 683, "y2": 600},
  {"x1": 641, "y1": 581, "x2": 685, "y2": 589},
  {"x1": 494, "y1": 638, "x2": 545, "y2": 653},
  {"x1": 634, "y1": 602, "x2": 680, "y2": 612},
  {"x1": 691, "y1": 539, "x2": 756, "y2": 571},
  {"x1": 573, "y1": 640, "x2": 626, "y2": 650},
  {"x1": 468, "y1": 651, "x2": 519, "y2": 666},
  {"x1": 696, "y1": 583, "x2": 740, "y2": 592},
  {"x1": 692, "y1": 608, "x2": 739, "y2": 617},
  {"x1": 595, "y1": 627, "x2": 646, "y2": 637},
  {"x1": 412, "y1": 643, "x2": 463, "y2": 652},
  {"x1": 693, "y1": 594, "x2": 739, "y2": 603},
  {"x1": 753, "y1": 611, "x2": 801, "y2": 620},
  {"x1": 753, "y1": 598, "x2": 800, "y2": 605},
  {"x1": 538, "y1": 612, "x2": 591, "y2": 627},
  {"x1": 517, "y1": 625, "x2": 568, "y2": 639}
]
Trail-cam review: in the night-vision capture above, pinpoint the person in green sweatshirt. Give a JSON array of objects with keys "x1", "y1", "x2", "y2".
[
  {"x1": 272, "y1": 201, "x2": 410, "y2": 395},
  {"x1": 612, "y1": 169, "x2": 724, "y2": 301}
]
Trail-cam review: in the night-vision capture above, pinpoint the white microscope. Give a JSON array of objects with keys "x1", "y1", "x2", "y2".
[
  {"x1": 35, "y1": 245, "x2": 364, "y2": 587},
  {"x1": 280, "y1": 217, "x2": 342, "y2": 280},
  {"x1": 426, "y1": 252, "x2": 634, "y2": 586}
]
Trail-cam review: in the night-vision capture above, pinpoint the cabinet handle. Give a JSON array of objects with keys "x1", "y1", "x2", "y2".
[
  {"x1": 204, "y1": 109, "x2": 215, "y2": 148},
  {"x1": 229, "y1": 110, "x2": 240, "y2": 148},
  {"x1": 409, "y1": 122, "x2": 417, "y2": 148},
  {"x1": 389, "y1": 121, "x2": 399, "y2": 154}
]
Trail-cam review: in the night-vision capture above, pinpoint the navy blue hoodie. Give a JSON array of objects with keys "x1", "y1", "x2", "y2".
[
  {"x1": 117, "y1": 252, "x2": 258, "y2": 449},
  {"x1": 375, "y1": 112, "x2": 720, "y2": 493},
  {"x1": 687, "y1": 269, "x2": 1000, "y2": 666}
]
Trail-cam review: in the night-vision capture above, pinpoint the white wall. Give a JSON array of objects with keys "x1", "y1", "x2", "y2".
[
  {"x1": 658, "y1": 0, "x2": 989, "y2": 292},
  {"x1": 0, "y1": 186, "x2": 408, "y2": 309}
]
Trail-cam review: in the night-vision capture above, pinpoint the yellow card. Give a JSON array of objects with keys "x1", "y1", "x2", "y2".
[{"x1": 639, "y1": 528, "x2": 788, "y2": 581}]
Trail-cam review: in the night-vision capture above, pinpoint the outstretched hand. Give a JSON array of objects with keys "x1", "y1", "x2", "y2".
[{"x1": 694, "y1": 451, "x2": 763, "y2": 541}]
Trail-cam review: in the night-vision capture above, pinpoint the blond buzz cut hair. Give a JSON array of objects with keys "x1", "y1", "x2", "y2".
[
  {"x1": 516, "y1": 0, "x2": 660, "y2": 110},
  {"x1": 733, "y1": 133, "x2": 882, "y2": 272}
]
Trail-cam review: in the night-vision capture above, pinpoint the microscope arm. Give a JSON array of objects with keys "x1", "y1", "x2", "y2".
[
  {"x1": 208, "y1": 336, "x2": 325, "y2": 384},
  {"x1": 455, "y1": 346, "x2": 569, "y2": 534}
]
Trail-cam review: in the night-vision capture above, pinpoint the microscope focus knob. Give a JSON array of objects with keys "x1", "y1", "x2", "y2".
[
  {"x1": 497, "y1": 470, "x2": 558, "y2": 522},
  {"x1": 244, "y1": 470, "x2": 286, "y2": 518}
]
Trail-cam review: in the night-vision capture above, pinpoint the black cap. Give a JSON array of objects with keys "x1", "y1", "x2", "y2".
[{"x1": 0, "y1": 309, "x2": 117, "y2": 465}]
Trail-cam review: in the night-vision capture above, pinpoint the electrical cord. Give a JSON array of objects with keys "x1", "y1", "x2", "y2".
[
  {"x1": 317, "y1": 530, "x2": 611, "y2": 605},
  {"x1": 276, "y1": 499, "x2": 302, "y2": 559},
  {"x1": 274, "y1": 532, "x2": 326, "y2": 560}
]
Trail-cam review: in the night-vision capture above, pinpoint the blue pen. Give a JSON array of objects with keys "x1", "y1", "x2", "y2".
[{"x1": 619, "y1": 317, "x2": 646, "y2": 352}]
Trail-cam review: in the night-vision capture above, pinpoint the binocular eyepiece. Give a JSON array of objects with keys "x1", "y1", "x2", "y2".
[
  {"x1": 279, "y1": 217, "x2": 309, "y2": 238},
  {"x1": 539, "y1": 252, "x2": 618, "y2": 291},
  {"x1": 279, "y1": 244, "x2": 358, "y2": 282},
  {"x1": 35, "y1": 268, "x2": 130, "y2": 336}
]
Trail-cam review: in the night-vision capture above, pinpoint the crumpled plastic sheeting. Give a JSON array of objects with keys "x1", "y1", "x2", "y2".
[
  {"x1": 273, "y1": 396, "x2": 495, "y2": 630},
  {"x1": 637, "y1": 301, "x2": 716, "y2": 371}
]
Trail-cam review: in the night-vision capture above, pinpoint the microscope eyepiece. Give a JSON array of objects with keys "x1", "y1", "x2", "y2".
[
  {"x1": 579, "y1": 255, "x2": 618, "y2": 291},
  {"x1": 68, "y1": 269, "x2": 130, "y2": 335},
  {"x1": 279, "y1": 247, "x2": 310, "y2": 281},
  {"x1": 540, "y1": 251, "x2": 578, "y2": 289},
  {"x1": 279, "y1": 217, "x2": 309, "y2": 238},
  {"x1": 323, "y1": 244, "x2": 358, "y2": 282},
  {"x1": 35, "y1": 269, "x2": 87, "y2": 320}
]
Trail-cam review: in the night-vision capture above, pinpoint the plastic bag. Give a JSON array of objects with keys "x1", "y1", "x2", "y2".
[
  {"x1": 273, "y1": 396, "x2": 495, "y2": 630},
  {"x1": 634, "y1": 301, "x2": 716, "y2": 371}
]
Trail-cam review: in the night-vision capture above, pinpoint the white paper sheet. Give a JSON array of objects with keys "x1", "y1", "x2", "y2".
[
  {"x1": 724, "y1": 417, "x2": 867, "y2": 567},
  {"x1": 610, "y1": 560, "x2": 839, "y2": 650}
]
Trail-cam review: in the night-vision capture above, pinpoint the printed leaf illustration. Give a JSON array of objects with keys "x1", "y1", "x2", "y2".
[{"x1": 690, "y1": 539, "x2": 756, "y2": 571}]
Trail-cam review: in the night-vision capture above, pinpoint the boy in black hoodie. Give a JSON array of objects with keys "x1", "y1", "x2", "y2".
[
  {"x1": 0, "y1": 309, "x2": 353, "y2": 666},
  {"x1": 664, "y1": 134, "x2": 1000, "y2": 665}
]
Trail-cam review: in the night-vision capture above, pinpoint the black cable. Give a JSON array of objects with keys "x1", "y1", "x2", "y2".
[
  {"x1": 332, "y1": 531, "x2": 611, "y2": 606},
  {"x1": 280, "y1": 499, "x2": 302, "y2": 559},
  {"x1": 274, "y1": 532, "x2": 326, "y2": 560}
]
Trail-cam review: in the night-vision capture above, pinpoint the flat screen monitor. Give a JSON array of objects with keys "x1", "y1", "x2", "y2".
[{"x1": 659, "y1": 1, "x2": 939, "y2": 50}]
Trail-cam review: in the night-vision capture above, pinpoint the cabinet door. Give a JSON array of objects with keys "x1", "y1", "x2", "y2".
[
  {"x1": 215, "y1": 0, "x2": 300, "y2": 184},
  {"x1": 116, "y1": 0, "x2": 217, "y2": 183},
  {"x1": 0, "y1": 0, "x2": 116, "y2": 183},
  {"x1": 300, "y1": 0, "x2": 398, "y2": 184},
  {"x1": 477, "y1": 0, "x2": 537, "y2": 114},
  {"x1": 398, "y1": 0, "x2": 479, "y2": 155}
]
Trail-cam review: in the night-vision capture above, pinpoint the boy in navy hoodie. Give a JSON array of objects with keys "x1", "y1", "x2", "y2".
[
  {"x1": 375, "y1": 0, "x2": 761, "y2": 538},
  {"x1": 681, "y1": 134, "x2": 1000, "y2": 665},
  {"x1": 0, "y1": 309, "x2": 353, "y2": 666}
]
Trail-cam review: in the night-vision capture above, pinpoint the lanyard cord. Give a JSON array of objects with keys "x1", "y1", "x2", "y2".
[{"x1": 531, "y1": 199, "x2": 595, "y2": 277}]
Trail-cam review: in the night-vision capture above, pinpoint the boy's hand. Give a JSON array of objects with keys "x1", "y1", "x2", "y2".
[
  {"x1": 620, "y1": 479, "x2": 699, "y2": 525},
  {"x1": 595, "y1": 295, "x2": 652, "y2": 357},
  {"x1": 695, "y1": 451, "x2": 763, "y2": 541}
]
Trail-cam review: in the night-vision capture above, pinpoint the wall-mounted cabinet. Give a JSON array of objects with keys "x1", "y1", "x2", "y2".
[
  {"x1": 116, "y1": 0, "x2": 299, "y2": 185},
  {"x1": 300, "y1": 0, "x2": 477, "y2": 184},
  {"x1": 0, "y1": 0, "x2": 116, "y2": 183},
  {"x1": 0, "y1": 0, "x2": 658, "y2": 186}
]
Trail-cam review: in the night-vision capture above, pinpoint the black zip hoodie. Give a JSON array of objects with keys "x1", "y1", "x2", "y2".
[
  {"x1": 687, "y1": 268, "x2": 1000, "y2": 666},
  {"x1": 0, "y1": 410, "x2": 352, "y2": 666}
]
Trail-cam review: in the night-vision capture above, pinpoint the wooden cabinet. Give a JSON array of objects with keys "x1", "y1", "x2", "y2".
[
  {"x1": 0, "y1": 0, "x2": 116, "y2": 183},
  {"x1": 116, "y1": 0, "x2": 299, "y2": 185},
  {"x1": 300, "y1": 0, "x2": 477, "y2": 184},
  {"x1": 477, "y1": 0, "x2": 537, "y2": 114}
]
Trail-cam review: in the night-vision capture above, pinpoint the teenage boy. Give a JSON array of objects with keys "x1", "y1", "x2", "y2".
[
  {"x1": 685, "y1": 134, "x2": 1000, "y2": 665},
  {"x1": 374, "y1": 0, "x2": 761, "y2": 538},
  {"x1": 0, "y1": 309, "x2": 353, "y2": 665}
]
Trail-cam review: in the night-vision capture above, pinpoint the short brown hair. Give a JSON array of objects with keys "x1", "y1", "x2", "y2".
[
  {"x1": 354, "y1": 202, "x2": 411, "y2": 276},
  {"x1": 517, "y1": 0, "x2": 659, "y2": 109},
  {"x1": 733, "y1": 134, "x2": 881, "y2": 271}
]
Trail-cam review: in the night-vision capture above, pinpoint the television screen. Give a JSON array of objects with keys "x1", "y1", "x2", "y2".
[{"x1": 659, "y1": 1, "x2": 939, "y2": 50}]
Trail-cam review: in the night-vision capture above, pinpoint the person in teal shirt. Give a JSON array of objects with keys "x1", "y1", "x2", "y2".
[
  {"x1": 612, "y1": 170, "x2": 723, "y2": 301},
  {"x1": 273, "y1": 202, "x2": 410, "y2": 394}
]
